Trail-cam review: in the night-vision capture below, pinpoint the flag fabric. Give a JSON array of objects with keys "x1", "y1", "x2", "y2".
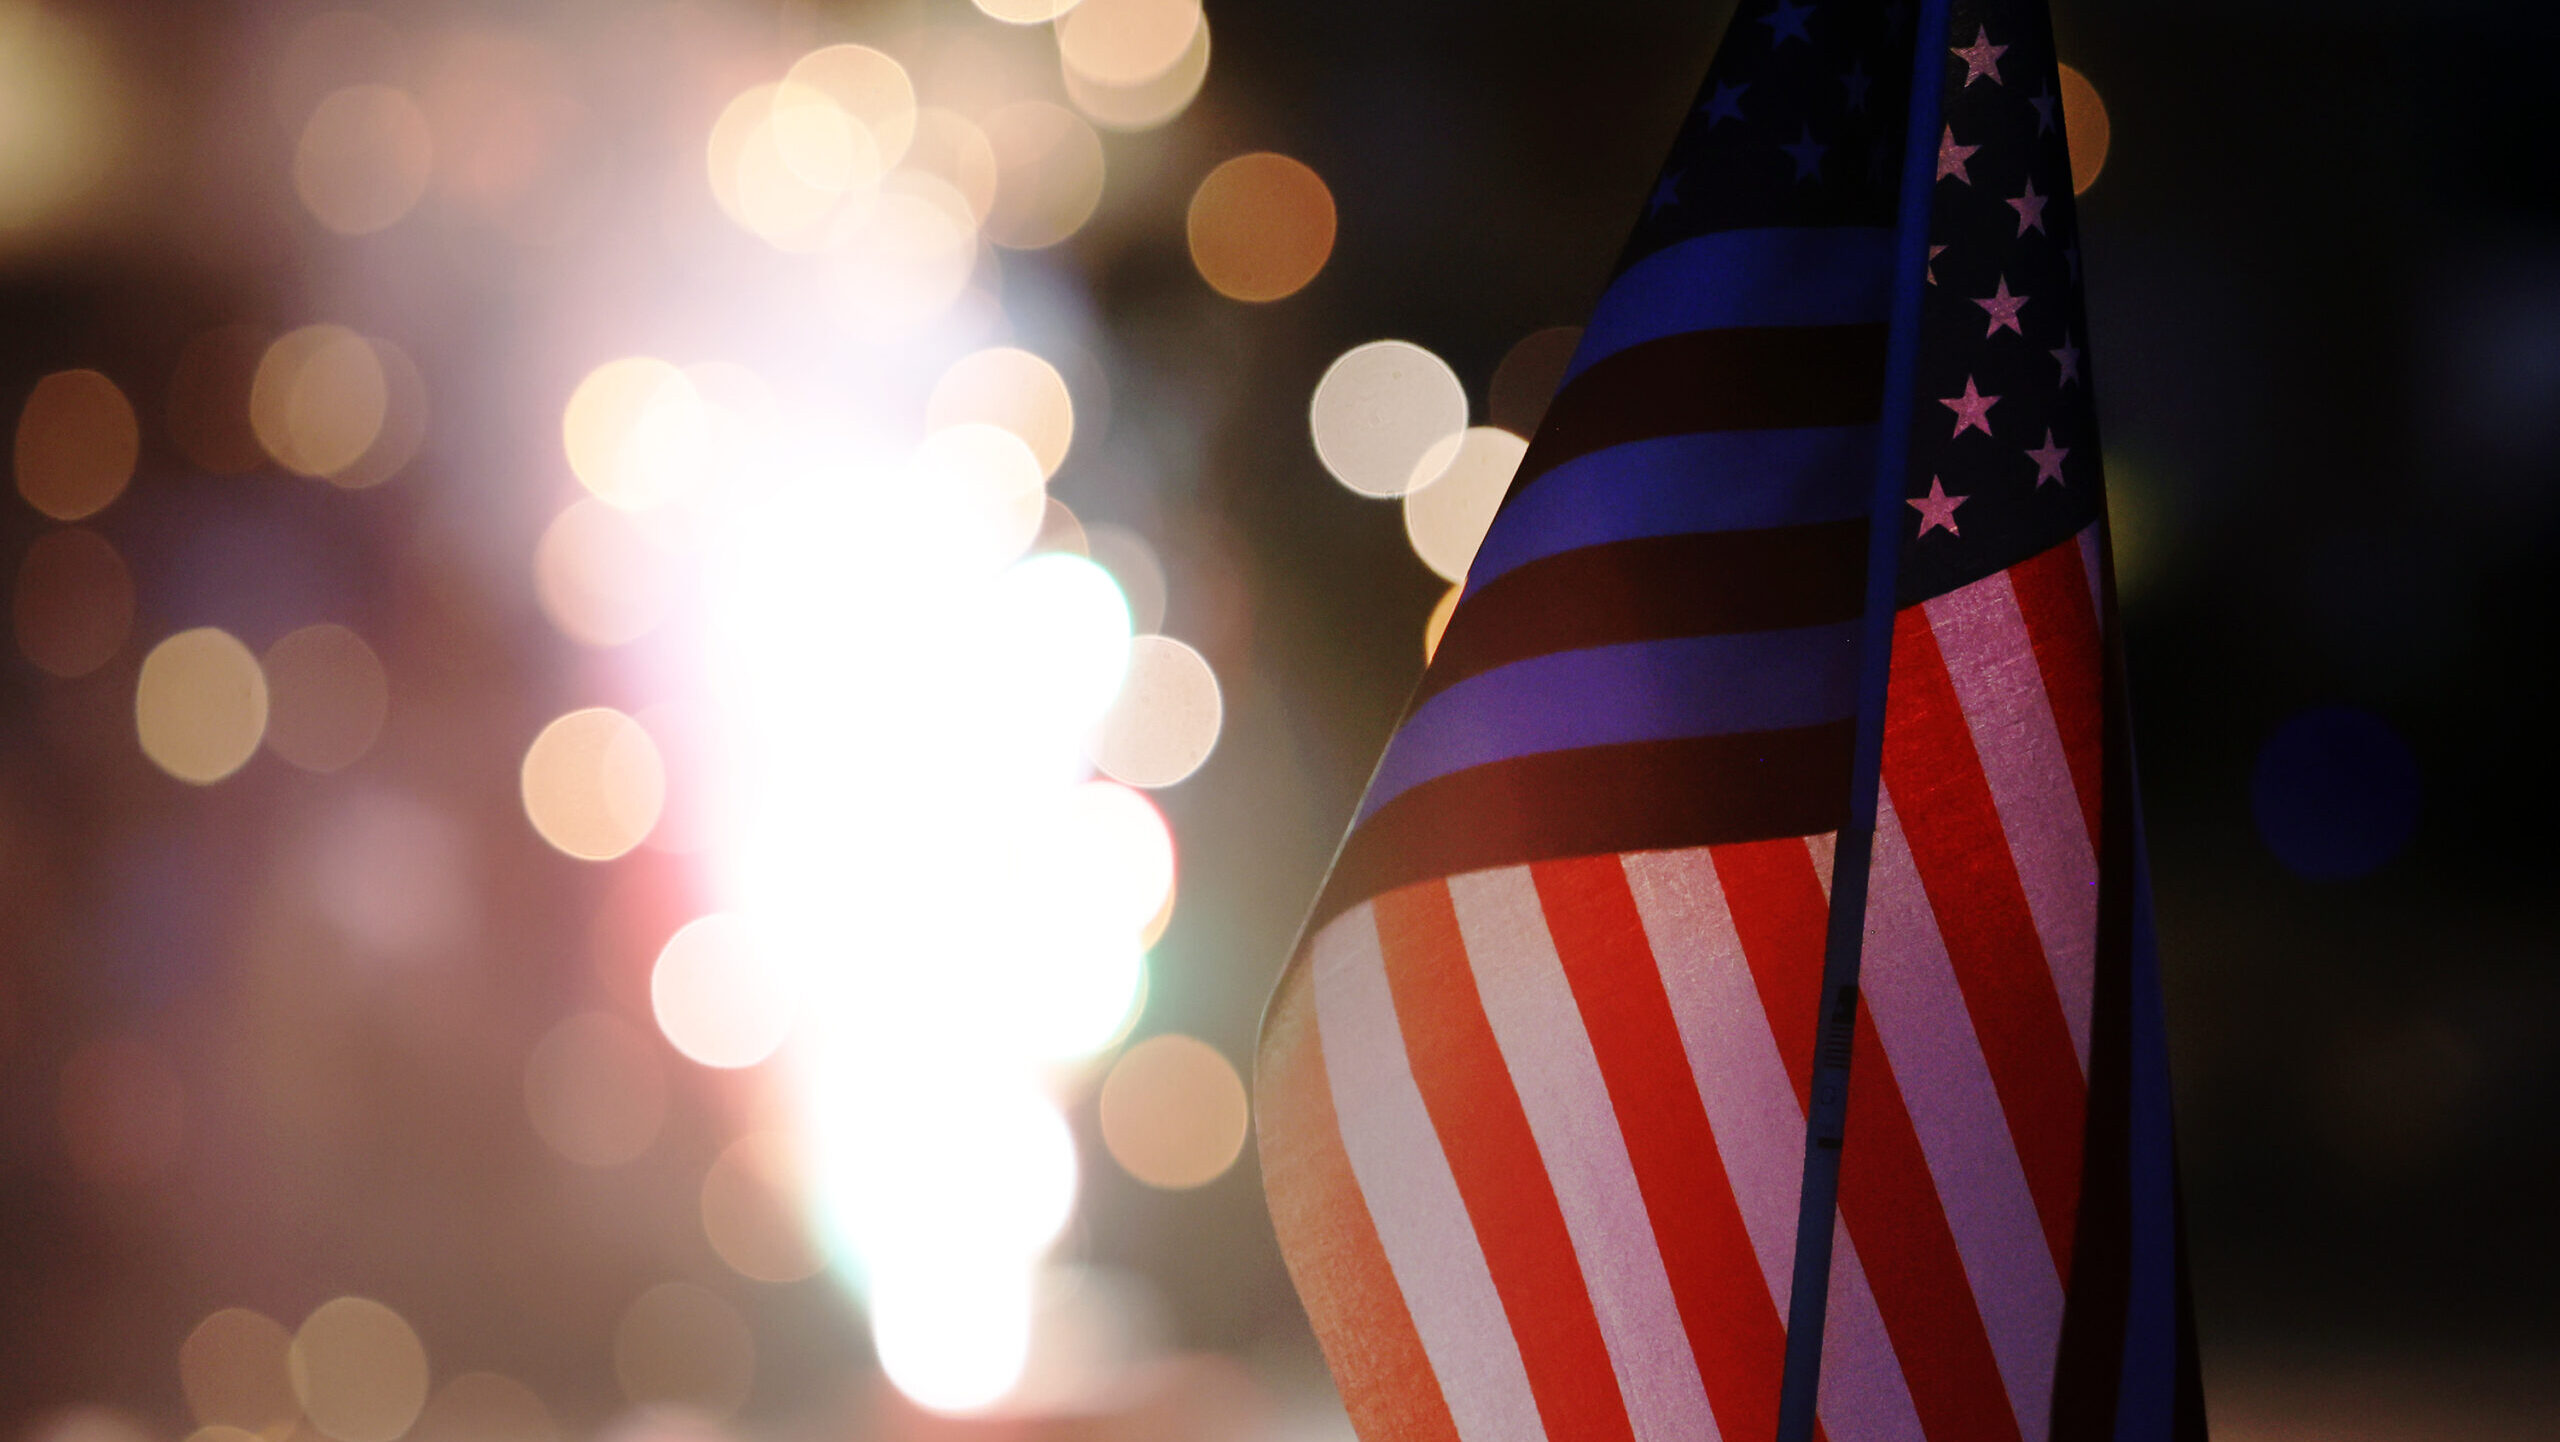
[{"x1": 1254, "y1": 2, "x2": 2206, "y2": 1440}]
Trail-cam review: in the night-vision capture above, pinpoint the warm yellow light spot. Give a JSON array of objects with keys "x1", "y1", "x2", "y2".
[
  {"x1": 651, "y1": 913, "x2": 792, "y2": 1069},
  {"x1": 1187, "y1": 151, "x2": 1335, "y2": 303},
  {"x1": 522, "y1": 1011, "x2": 666, "y2": 1167},
  {"x1": 784, "y1": 45, "x2": 916, "y2": 169},
  {"x1": 0, "y1": 3, "x2": 118, "y2": 241},
  {"x1": 1057, "y1": 0, "x2": 1201, "y2": 89},
  {"x1": 167, "y1": 326, "x2": 269, "y2": 476},
  {"x1": 1092, "y1": 634, "x2": 1221, "y2": 789},
  {"x1": 137, "y1": 628, "x2": 269, "y2": 785},
  {"x1": 520, "y1": 706, "x2": 664, "y2": 861},
  {"x1": 927, "y1": 347, "x2": 1075, "y2": 479},
  {"x1": 904, "y1": 108, "x2": 999, "y2": 223},
  {"x1": 1404, "y1": 426, "x2": 1529, "y2": 582},
  {"x1": 15, "y1": 369, "x2": 136, "y2": 521},
  {"x1": 260, "y1": 624, "x2": 388, "y2": 773},
  {"x1": 1488, "y1": 325, "x2": 1582, "y2": 438},
  {"x1": 612, "y1": 1283, "x2": 755, "y2": 1418},
  {"x1": 903, "y1": 421, "x2": 1050, "y2": 573},
  {"x1": 13, "y1": 527, "x2": 132, "y2": 677},
  {"x1": 294, "y1": 84, "x2": 434, "y2": 236},
  {"x1": 561, "y1": 357, "x2": 705, "y2": 510},
  {"x1": 1099, "y1": 1033, "x2": 1248, "y2": 1189},
  {"x1": 822, "y1": 172, "x2": 982, "y2": 330},
  {"x1": 1309, "y1": 340, "x2": 1468, "y2": 498},
  {"x1": 323, "y1": 337, "x2": 426, "y2": 491},
  {"x1": 408, "y1": 1374, "x2": 554, "y2": 1442},
  {"x1": 981, "y1": 101, "x2": 1104, "y2": 251},
  {"x1": 287, "y1": 1297, "x2": 429, "y2": 1442},
  {"x1": 534, "y1": 498, "x2": 671, "y2": 648},
  {"x1": 2058, "y1": 63, "x2": 2111, "y2": 195},
  {"x1": 1422, "y1": 583, "x2": 1461, "y2": 663},
  {"x1": 707, "y1": 81, "x2": 877, "y2": 253},
  {"x1": 973, "y1": 0, "x2": 1080, "y2": 22},
  {"x1": 699, "y1": 1132, "x2": 823, "y2": 1284},
  {"x1": 56, "y1": 1033, "x2": 184, "y2": 1186},
  {"x1": 180, "y1": 1309, "x2": 301, "y2": 1439},
  {"x1": 1062, "y1": 15, "x2": 1208, "y2": 133},
  {"x1": 250, "y1": 326, "x2": 388, "y2": 480}
]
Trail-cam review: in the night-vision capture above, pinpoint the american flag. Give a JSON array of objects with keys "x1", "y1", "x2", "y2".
[{"x1": 1255, "y1": 2, "x2": 2206, "y2": 1441}]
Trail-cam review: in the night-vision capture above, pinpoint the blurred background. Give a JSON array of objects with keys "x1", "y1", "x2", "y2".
[{"x1": 0, "y1": 1, "x2": 2552, "y2": 1441}]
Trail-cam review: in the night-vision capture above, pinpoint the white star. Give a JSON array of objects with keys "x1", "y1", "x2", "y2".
[
  {"x1": 2008, "y1": 177, "x2": 2049, "y2": 235},
  {"x1": 1701, "y1": 80, "x2": 1750, "y2": 127},
  {"x1": 1910, "y1": 477, "x2": 1967, "y2": 536},
  {"x1": 1972, "y1": 276, "x2": 2029, "y2": 337},
  {"x1": 2029, "y1": 81, "x2": 2058, "y2": 135},
  {"x1": 1941, "y1": 376, "x2": 1999, "y2": 437},
  {"x1": 1950, "y1": 26, "x2": 2007, "y2": 87},
  {"x1": 1650, "y1": 171, "x2": 1683, "y2": 216},
  {"x1": 2051, "y1": 336, "x2": 2082, "y2": 386},
  {"x1": 1759, "y1": 0, "x2": 1814, "y2": 47},
  {"x1": 2026, "y1": 429, "x2": 2069, "y2": 486},
  {"x1": 1926, "y1": 243, "x2": 1947, "y2": 285},
  {"x1": 1781, "y1": 125, "x2": 1827, "y2": 182},
  {"x1": 1937, "y1": 125, "x2": 1979, "y2": 184}
]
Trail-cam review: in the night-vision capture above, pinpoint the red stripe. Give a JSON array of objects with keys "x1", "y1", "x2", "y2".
[
  {"x1": 1530, "y1": 854, "x2": 1793, "y2": 1442},
  {"x1": 1256, "y1": 960, "x2": 1464, "y2": 1442},
  {"x1": 1710, "y1": 838, "x2": 1832, "y2": 1112},
  {"x1": 1837, "y1": 998, "x2": 2027, "y2": 1442},
  {"x1": 2008, "y1": 538, "x2": 2105, "y2": 849},
  {"x1": 1372, "y1": 881, "x2": 1638, "y2": 1442},
  {"x1": 1882, "y1": 607, "x2": 2088, "y2": 1276}
]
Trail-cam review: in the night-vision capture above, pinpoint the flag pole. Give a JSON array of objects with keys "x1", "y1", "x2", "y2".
[{"x1": 1771, "y1": 1, "x2": 1954, "y2": 1436}]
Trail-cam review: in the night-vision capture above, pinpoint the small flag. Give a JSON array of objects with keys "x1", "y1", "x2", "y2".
[{"x1": 1255, "y1": 1, "x2": 2206, "y2": 1440}]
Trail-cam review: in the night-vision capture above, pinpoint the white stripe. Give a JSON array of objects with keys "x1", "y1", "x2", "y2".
[
  {"x1": 1446, "y1": 867, "x2": 1720, "y2": 1442},
  {"x1": 1806, "y1": 831, "x2": 1836, "y2": 901},
  {"x1": 1310, "y1": 904, "x2": 1544, "y2": 1442},
  {"x1": 1818, "y1": 1215, "x2": 1928, "y2": 1442},
  {"x1": 1866, "y1": 790, "x2": 2066, "y2": 1439},
  {"x1": 1924, "y1": 570, "x2": 2099, "y2": 1071},
  {"x1": 1622, "y1": 844, "x2": 1924, "y2": 1442}
]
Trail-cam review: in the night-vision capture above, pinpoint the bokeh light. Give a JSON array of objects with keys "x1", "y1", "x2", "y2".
[
  {"x1": 136, "y1": 628, "x2": 270, "y2": 785},
  {"x1": 294, "y1": 84, "x2": 434, "y2": 236},
  {"x1": 700, "y1": 1132, "x2": 824, "y2": 1284},
  {"x1": 1308, "y1": 340, "x2": 1468, "y2": 498},
  {"x1": 520, "y1": 707, "x2": 665, "y2": 861},
  {"x1": 611, "y1": 1283, "x2": 755, "y2": 1418},
  {"x1": 972, "y1": 0, "x2": 1079, "y2": 23},
  {"x1": 250, "y1": 326, "x2": 389, "y2": 480},
  {"x1": 14, "y1": 368, "x2": 137, "y2": 521},
  {"x1": 1422, "y1": 582, "x2": 1461, "y2": 663},
  {"x1": 651, "y1": 913, "x2": 794, "y2": 1069},
  {"x1": 180, "y1": 1309, "x2": 301, "y2": 1438},
  {"x1": 287, "y1": 1297, "x2": 430, "y2": 1442},
  {"x1": 928, "y1": 347, "x2": 1075, "y2": 479},
  {"x1": 980, "y1": 102, "x2": 1104, "y2": 250},
  {"x1": 1057, "y1": 0, "x2": 1202, "y2": 89},
  {"x1": 1098, "y1": 1033, "x2": 1249, "y2": 1190},
  {"x1": 905, "y1": 108, "x2": 1000, "y2": 222},
  {"x1": 1186, "y1": 152, "x2": 1335, "y2": 303},
  {"x1": 167, "y1": 326, "x2": 270, "y2": 475},
  {"x1": 783, "y1": 45, "x2": 916, "y2": 170},
  {"x1": 323, "y1": 337, "x2": 426, "y2": 491},
  {"x1": 409, "y1": 1374, "x2": 556, "y2": 1442},
  {"x1": 1062, "y1": 15, "x2": 1209, "y2": 133},
  {"x1": 869, "y1": 1263, "x2": 1035, "y2": 1414},
  {"x1": 1083, "y1": 523, "x2": 1167, "y2": 635},
  {"x1": 0, "y1": 1, "x2": 118, "y2": 241},
  {"x1": 56, "y1": 1033, "x2": 185, "y2": 1186},
  {"x1": 1488, "y1": 324, "x2": 1581, "y2": 438},
  {"x1": 260, "y1": 624, "x2": 389, "y2": 773},
  {"x1": 1092, "y1": 634, "x2": 1221, "y2": 788},
  {"x1": 821, "y1": 171, "x2": 982, "y2": 330},
  {"x1": 707, "y1": 80, "x2": 881, "y2": 253},
  {"x1": 534, "y1": 498, "x2": 675, "y2": 648},
  {"x1": 13, "y1": 526, "x2": 134, "y2": 677},
  {"x1": 562, "y1": 358, "x2": 710, "y2": 511},
  {"x1": 1404, "y1": 425, "x2": 1529, "y2": 582},
  {"x1": 904, "y1": 422, "x2": 1050, "y2": 573},
  {"x1": 522, "y1": 1011, "x2": 667, "y2": 1167},
  {"x1": 2058, "y1": 63, "x2": 2111, "y2": 195},
  {"x1": 2251, "y1": 706, "x2": 2421, "y2": 881}
]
